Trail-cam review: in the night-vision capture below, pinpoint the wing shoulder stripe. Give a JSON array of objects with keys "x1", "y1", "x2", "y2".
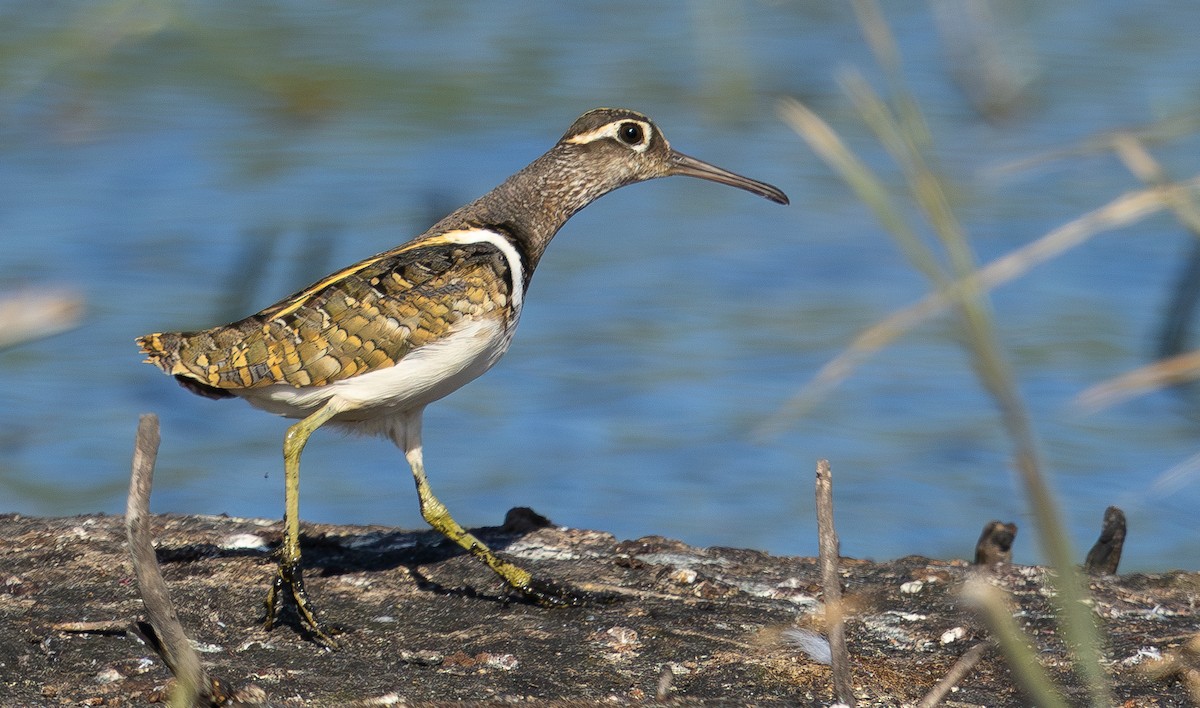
[{"x1": 435, "y1": 228, "x2": 525, "y2": 312}]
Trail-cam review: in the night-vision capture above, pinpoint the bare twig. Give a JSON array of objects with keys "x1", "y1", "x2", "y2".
[
  {"x1": 816, "y1": 459, "x2": 855, "y2": 706},
  {"x1": 51, "y1": 620, "x2": 130, "y2": 634},
  {"x1": 126, "y1": 414, "x2": 222, "y2": 707},
  {"x1": 916, "y1": 641, "x2": 991, "y2": 708}
]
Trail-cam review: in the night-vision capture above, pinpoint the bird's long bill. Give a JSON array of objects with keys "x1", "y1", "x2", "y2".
[{"x1": 668, "y1": 151, "x2": 789, "y2": 205}]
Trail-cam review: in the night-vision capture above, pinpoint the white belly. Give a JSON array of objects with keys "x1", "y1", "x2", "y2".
[{"x1": 235, "y1": 316, "x2": 516, "y2": 425}]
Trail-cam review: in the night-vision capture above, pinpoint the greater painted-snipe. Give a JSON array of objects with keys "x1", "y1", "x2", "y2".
[{"x1": 139, "y1": 107, "x2": 789, "y2": 646}]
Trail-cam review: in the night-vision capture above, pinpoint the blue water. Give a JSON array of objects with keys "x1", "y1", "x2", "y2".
[{"x1": 3, "y1": 2, "x2": 1200, "y2": 571}]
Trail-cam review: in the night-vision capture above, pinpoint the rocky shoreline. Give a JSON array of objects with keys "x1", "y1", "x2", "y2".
[{"x1": 2, "y1": 510, "x2": 1197, "y2": 706}]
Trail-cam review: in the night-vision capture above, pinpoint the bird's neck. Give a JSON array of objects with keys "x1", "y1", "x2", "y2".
[{"x1": 431, "y1": 149, "x2": 619, "y2": 274}]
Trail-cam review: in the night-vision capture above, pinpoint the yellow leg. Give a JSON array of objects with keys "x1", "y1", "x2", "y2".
[
  {"x1": 395, "y1": 409, "x2": 588, "y2": 606},
  {"x1": 263, "y1": 400, "x2": 347, "y2": 647}
]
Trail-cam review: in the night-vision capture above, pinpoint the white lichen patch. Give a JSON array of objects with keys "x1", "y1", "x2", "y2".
[
  {"x1": 635, "y1": 552, "x2": 729, "y2": 568},
  {"x1": 861, "y1": 611, "x2": 930, "y2": 649},
  {"x1": 668, "y1": 568, "x2": 698, "y2": 584},
  {"x1": 939, "y1": 626, "x2": 967, "y2": 644},
  {"x1": 219, "y1": 533, "x2": 269, "y2": 551},
  {"x1": 505, "y1": 540, "x2": 582, "y2": 561},
  {"x1": 480, "y1": 652, "x2": 519, "y2": 671},
  {"x1": 341, "y1": 531, "x2": 417, "y2": 551}
]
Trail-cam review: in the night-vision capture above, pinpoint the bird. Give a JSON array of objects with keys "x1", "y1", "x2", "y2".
[{"x1": 138, "y1": 107, "x2": 789, "y2": 646}]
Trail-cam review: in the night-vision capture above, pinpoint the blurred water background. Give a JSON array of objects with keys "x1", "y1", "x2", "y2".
[{"x1": 3, "y1": 1, "x2": 1200, "y2": 571}]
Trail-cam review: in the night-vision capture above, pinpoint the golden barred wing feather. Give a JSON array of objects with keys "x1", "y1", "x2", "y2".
[{"x1": 137, "y1": 235, "x2": 517, "y2": 393}]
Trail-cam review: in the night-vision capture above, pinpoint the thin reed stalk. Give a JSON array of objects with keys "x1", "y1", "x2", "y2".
[{"x1": 774, "y1": 2, "x2": 1133, "y2": 702}]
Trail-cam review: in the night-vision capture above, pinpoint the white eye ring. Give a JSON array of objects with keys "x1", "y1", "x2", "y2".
[
  {"x1": 616, "y1": 122, "x2": 645, "y2": 146},
  {"x1": 565, "y1": 120, "x2": 654, "y2": 152}
]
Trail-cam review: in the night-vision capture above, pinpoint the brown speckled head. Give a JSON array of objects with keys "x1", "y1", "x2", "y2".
[{"x1": 431, "y1": 107, "x2": 788, "y2": 272}]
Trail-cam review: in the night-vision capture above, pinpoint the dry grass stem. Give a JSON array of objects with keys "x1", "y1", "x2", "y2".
[
  {"x1": 963, "y1": 578, "x2": 1071, "y2": 708},
  {"x1": 767, "y1": 176, "x2": 1200, "y2": 428},
  {"x1": 838, "y1": 71, "x2": 973, "y2": 279},
  {"x1": 850, "y1": 0, "x2": 900, "y2": 77},
  {"x1": 990, "y1": 111, "x2": 1200, "y2": 177},
  {"x1": 1076, "y1": 347, "x2": 1200, "y2": 412},
  {"x1": 1142, "y1": 633, "x2": 1200, "y2": 703},
  {"x1": 0, "y1": 288, "x2": 84, "y2": 349},
  {"x1": 1146, "y1": 449, "x2": 1200, "y2": 499},
  {"x1": 777, "y1": 97, "x2": 942, "y2": 282},
  {"x1": 1075, "y1": 134, "x2": 1200, "y2": 415},
  {"x1": 778, "y1": 16, "x2": 1122, "y2": 698},
  {"x1": 1111, "y1": 133, "x2": 1200, "y2": 234}
]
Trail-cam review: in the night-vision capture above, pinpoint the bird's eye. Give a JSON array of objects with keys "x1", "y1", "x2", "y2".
[{"x1": 617, "y1": 122, "x2": 644, "y2": 146}]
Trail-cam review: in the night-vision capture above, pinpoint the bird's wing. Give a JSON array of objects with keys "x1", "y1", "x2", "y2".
[{"x1": 137, "y1": 231, "x2": 519, "y2": 392}]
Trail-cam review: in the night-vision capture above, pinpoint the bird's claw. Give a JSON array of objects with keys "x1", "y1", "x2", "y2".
[{"x1": 263, "y1": 560, "x2": 343, "y2": 649}]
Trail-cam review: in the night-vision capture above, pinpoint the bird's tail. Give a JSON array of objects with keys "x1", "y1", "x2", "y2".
[
  {"x1": 136, "y1": 332, "x2": 185, "y2": 374},
  {"x1": 136, "y1": 331, "x2": 235, "y2": 399}
]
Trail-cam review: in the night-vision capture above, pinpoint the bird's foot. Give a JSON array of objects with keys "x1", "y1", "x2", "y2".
[
  {"x1": 516, "y1": 576, "x2": 620, "y2": 608},
  {"x1": 263, "y1": 560, "x2": 343, "y2": 649}
]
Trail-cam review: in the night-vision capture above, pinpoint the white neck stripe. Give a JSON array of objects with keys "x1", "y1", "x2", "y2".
[{"x1": 437, "y1": 228, "x2": 525, "y2": 313}]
